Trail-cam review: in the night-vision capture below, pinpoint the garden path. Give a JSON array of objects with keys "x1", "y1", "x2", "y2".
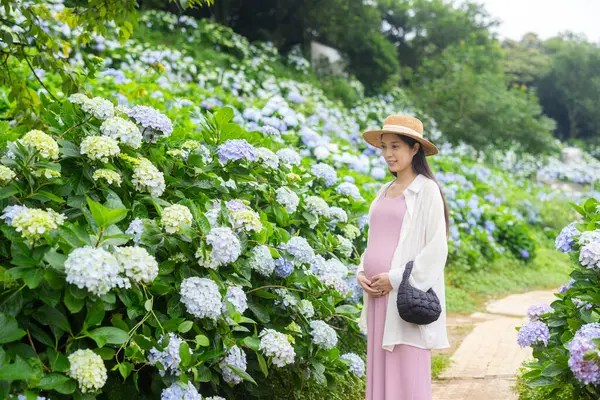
[{"x1": 431, "y1": 290, "x2": 556, "y2": 400}]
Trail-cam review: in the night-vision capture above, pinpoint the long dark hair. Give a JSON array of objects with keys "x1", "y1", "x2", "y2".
[{"x1": 390, "y1": 135, "x2": 450, "y2": 237}]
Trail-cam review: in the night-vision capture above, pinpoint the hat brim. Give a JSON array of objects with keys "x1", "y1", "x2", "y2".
[{"x1": 362, "y1": 129, "x2": 439, "y2": 156}]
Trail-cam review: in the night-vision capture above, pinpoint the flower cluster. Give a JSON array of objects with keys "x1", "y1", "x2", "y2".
[
  {"x1": 313, "y1": 257, "x2": 349, "y2": 294},
  {"x1": 31, "y1": 168, "x2": 60, "y2": 179},
  {"x1": 78, "y1": 96, "x2": 115, "y2": 120},
  {"x1": 65, "y1": 246, "x2": 129, "y2": 295},
  {"x1": 328, "y1": 206, "x2": 348, "y2": 224},
  {"x1": 283, "y1": 236, "x2": 315, "y2": 265},
  {"x1": 257, "y1": 147, "x2": 279, "y2": 169},
  {"x1": 526, "y1": 303, "x2": 554, "y2": 321},
  {"x1": 274, "y1": 257, "x2": 294, "y2": 278},
  {"x1": 8, "y1": 207, "x2": 66, "y2": 242},
  {"x1": 298, "y1": 299, "x2": 315, "y2": 318},
  {"x1": 275, "y1": 187, "x2": 299, "y2": 214},
  {"x1": 148, "y1": 333, "x2": 190, "y2": 376},
  {"x1": 217, "y1": 139, "x2": 257, "y2": 163},
  {"x1": 126, "y1": 218, "x2": 145, "y2": 244},
  {"x1": 130, "y1": 157, "x2": 166, "y2": 197},
  {"x1": 67, "y1": 349, "x2": 107, "y2": 393},
  {"x1": 580, "y1": 240, "x2": 600, "y2": 270},
  {"x1": 114, "y1": 246, "x2": 159, "y2": 284},
  {"x1": 259, "y1": 328, "x2": 295, "y2": 367},
  {"x1": 160, "y1": 382, "x2": 202, "y2": 400},
  {"x1": 80, "y1": 136, "x2": 120, "y2": 163},
  {"x1": 180, "y1": 277, "x2": 223, "y2": 320},
  {"x1": 92, "y1": 169, "x2": 122, "y2": 186},
  {"x1": 311, "y1": 163, "x2": 337, "y2": 187},
  {"x1": 555, "y1": 222, "x2": 579, "y2": 253},
  {"x1": 249, "y1": 245, "x2": 276, "y2": 276},
  {"x1": 341, "y1": 353, "x2": 365, "y2": 377},
  {"x1": 127, "y1": 105, "x2": 173, "y2": 142},
  {"x1": 20, "y1": 130, "x2": 59, "y2": 159},
  {"x1": 568, "y1": 323, "x2": 600, "y2": 385},
  {"x1": 336, "y1": 182, "x2": 363, "y2": 201},
  {"x1": 205, "y1": 227, "x2": 241, "y2": 267},
  {"x1": 223, "y1": 285, "x2": 248, "y2": 314},
  {"x1": 273, "y1": 288, "x2": 297, "y2": 309},
  {"x1": 309, "y1": 320, "x2": 338, "y2": 349},
  {"x1": 219, "y1": 345, "x2": 247, "y2": 385},
  {"x1": 276, "y1": 148, "x2": 301, "y2": 166},
  {"x1": 0, "y1": 165, "x2": 16, "y2": 185},
  {"x1": 517, "y1": 320, "x2": 550, "y2": 348},
  {"x1": 161, "y1": 204, "x2": 193, "y2": 234},
  {"x1": 100, "y1": 116, "x2": 143, "y2": 149},
  {"x1": 304, "y1": 196, "x2": 329, "y2": 217},
  {"x1": 229, "y1": 208, "x2": 262, "y2": 233}
]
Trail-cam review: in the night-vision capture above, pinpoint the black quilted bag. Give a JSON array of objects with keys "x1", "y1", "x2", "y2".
[{"x1": 396, "y1": 261, "x2": 441, "y2": 325}]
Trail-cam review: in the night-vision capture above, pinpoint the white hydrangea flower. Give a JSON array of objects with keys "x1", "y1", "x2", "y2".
[
  {"x1": 100, "y1": 116, "x2": 142, "y2": 149},
  {"x1": 276, "y1": 148, "x2": 301, "y2": 166},
  {"x1": 283, "y1": 236, "x2": 315, "y2": 265},
  {"x1": 67, "y1": 349, "x2": 107, "y2": 393},
  {"x1": 20, "y1": 130, "x2": 59, "y2": 159},
  {"x1": 0, "y1": 165, "x2": 16, "y2": 185},
  {"x1": 182, "y1": 141, "x2": 211, "y2": 163},
  {"x1": 131, "y1": 157, "x2": 166, "y2": 197},
  {"x1": 194, "y1": 247, "x2": 220, "y2": 270},
  {"x1": 256, "y1": 147, "x2": 279, "y2": 169},
  {"x1": 92, "y1": 169, "x2": 122, "y2": 186},
  {"x1": 1, "y1": 205, "x2": 28, "y2": 225},
  {"x1": 222, "y1": 285, "x2": 248, "y2": 315},
  {"x1": 580, "y1": 241, "x2": 600, "y2": 270},
  {"x1": 309, "y1": 320, "x2": 338, "y2": 349},
  {"x1": 258, "y1": 328, "x2": 295, "y2": 367},
  {"x1": 80, "y1": 136, "x2": 120, "y2": 163},
  {"x1": 68, "y1": 93, "x2": 89, "y2": 105},
  {"x1": 114, "y1": 246, "x2": 158, "y2": 284},
  {"x1": 31, "y1": 168, "x2": 61, "y2": 179},
  {"x1": 275, "y1": 187, "x2": 299, "y2": 214},
  {"x1": 328, "y1": 207, "x2": 348, "y2": 224},
  {"x1": 342, "y1": 224, "x2": 361, "y2": 240},
  {"x1": 148, "y1": 333, "x2": 191, "y2": 376},
  {"x1": 80, "y1": 96, "x2": 115, "y2": 120},
  {"x1": 336, "y1": 182, "x2": 363, "y2": 201},
  {"x1": 337, "y1": 235, "x2": 353, "y2": 257},
  {"x1": 180, "y1": 277, "x2": 222, "y2": 320},
  {"x1": 314, "y1": 257, "x2": 349, "y2": 295},
  {"x1": 167, "y1": 149, "x2": 187, "y2": 159},
  {"x1": 65, "y1": 246, "x2": 129, "y2": 295},
  {"x1": 161, "y1": 381, "x2": 202, "y2": 400},
  {"x1": 206, "y1": 227, "x2": 241, "y2": 266},
  {"x1": 273, "y1": 288, "x2": 297, "y2": 309},
  {"x1": 161, "y1": 204, "x2": 193, "y2": 234},
  {"x1": 11, "y1": 208, "x2": 66, "y2": 242},
  {"x1": 126, "y1": 218, "x2": 145, "y2": 244},
  {"x1": 230, "y1": 209, "x2": 262, "y2": 233},
  {"x1": 249, "y1": 245, "x2": 276, "y2": 276},
  {"x1": 219, "y1": 345, "x2": 247, "y2": 385},
  {"x1": 206, "y1": 397, "x2": 226, "y2": 400},
  {"x1": 127, "y1": 105, "x2": 173, "y2": 142},
  {"x1": 579, "y1": 230, "x2": 600, "y2": 246},
  {"x1": 298, "y1": 299, "x2": 315, "y2": 318},
  {"x1": 304, "y1": 196, "x2": 329, "y2": 217},
  {"x1": 341, "y1": 353, "x2": 365, "y2": 377}
]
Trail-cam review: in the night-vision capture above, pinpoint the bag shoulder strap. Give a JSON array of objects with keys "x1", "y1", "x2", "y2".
[{"x1": 401, "y1": 261, "x2": 414, "y2": 283}]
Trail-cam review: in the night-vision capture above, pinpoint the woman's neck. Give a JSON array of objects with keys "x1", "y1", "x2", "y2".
[{"x1": 394, "y1": 170, "x2": 418, "y2": 187}]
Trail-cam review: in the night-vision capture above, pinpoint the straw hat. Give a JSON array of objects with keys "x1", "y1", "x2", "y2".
[{"x1": 362, "y1": 115, "x2": 439, "y2": 156}]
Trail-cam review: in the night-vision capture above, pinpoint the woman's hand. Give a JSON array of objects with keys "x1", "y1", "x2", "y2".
[
  {"x1": 357, "y1": 272, "x2": 385, "y2": 298},
  {"x1": 370, "y1": 273, "x2": 393, "y2": 296}
]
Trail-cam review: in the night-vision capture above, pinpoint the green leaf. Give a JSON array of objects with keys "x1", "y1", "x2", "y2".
[
  {"x1": 93, "y1": 347, "x2": 116, "y2": 360},
  {"x1": 23, "y1": 268, "x2": 44, "y2": 289},
  {"x1": 195, "y1": 365, "x2": 212, "y2": 382},
  {"x1": 64, "y1": 288, "x2": 85, "y2": 313},
  {"x1": 33, "y1": 305, "x2": 71, "y2": 333},
  {"x1": 44, "y1": 249, "x2": 67, "y2": 270},
  {"x1": 195, "y1": 334, "x2": 210, "y2": 347},
  {"x1": 30, "y1": 191, "x2": 65, "y2": 203},
  {"x1": 0, "y1": 355, "x2": 43, "y2": 381},
  {"x1": 35, "y1": 373, "x2": 71, "y2": 390},
  {"x1": 215, "y1": 106, "x2": 234, "y2": 127},
  {"x1": 89, "y1": 327, "x2": 129, "y2": 348},
  {"x1": 86, "y1": 196, "x2": 128, "y2": 228},
  {"x1": 242, "y1": 336, "x2": 260, "y2": 352},
  {"x1": 133, "y1": 335, "x2": 153, "y2": 351},
  {"x1": 0, "y1": 312, "x2": 26, "y2": 344},
  {"x1": 0, "y1": 186, "x2": 18, "y2": 200},
  {"x1": 179, "y1": 342, "x2": 191, "y2": 368},
  {"x1": 257, "y1": 352, "x2": 268, "y2": 377},
  {"x1": 334, "y1": 305, "x2": 360, "y2": 315},
  {"x1": 47, "y1": 348, "x2": 70, "y2": 372},
  {"x1": 541, "y1": 363, "x2": 564, "y2": 377},
  {"x1": 85, "y1": 299, "x2": 105, "y2": 328},
  {"x1": 119, "y1": 362, "x2": 133, "y2": 380},
  {"x1": 227, "y1": 364, "x2": 257, "y2": 385},
  {"x1": 178, "y1": 321, "x2": 193, "y2": 333}
]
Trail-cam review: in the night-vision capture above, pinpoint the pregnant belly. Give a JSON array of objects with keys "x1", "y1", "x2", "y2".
[{"x1": 363, "y1": 249, "x2": 394, "y2": 279}]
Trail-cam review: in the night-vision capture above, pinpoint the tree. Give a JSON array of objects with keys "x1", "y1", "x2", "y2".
[{"x1": 502, "y1": 33, "x2": 550, "y2": 88}]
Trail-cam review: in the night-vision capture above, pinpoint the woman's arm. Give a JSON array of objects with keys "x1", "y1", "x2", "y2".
[{"x1": 388, "y1": 183, "x2": 448, "y2": 292}]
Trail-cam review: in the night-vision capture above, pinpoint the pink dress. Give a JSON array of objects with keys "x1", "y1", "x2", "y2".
[{"x1": 363, "y1": 192, "x2": 432, "y2": 400}]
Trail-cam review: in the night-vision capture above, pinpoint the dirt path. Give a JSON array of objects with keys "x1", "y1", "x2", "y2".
[{"x1": 431, "y1": 290, "x2": 556, "y2": 400}]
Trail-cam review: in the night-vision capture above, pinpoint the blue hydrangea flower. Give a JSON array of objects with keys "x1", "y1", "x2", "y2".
[
  {"x1": 517, "y1": 320, "x2": 549, "y2": 348},
  {"x1": 526, "y1": 303, "x2": 554, "y2": 321},
  {"x1": 371, "y1": 167, "x2": 386, "y2": 180},
  {"x1": 569, "y1": 323, "x2": 600, "y2": 385},
  {"x1": 311, "y1": 163, "x2": 337, "y2": 187},
  {"x1": 520, "y1": 249, "x2": 530, "y2": 259},
  {"x1": 558, "y1": 278, "x2": 575, "y2": 294},
  {"x1": 341, "y1": 353, "x2": 365, "y2": 377},
  {"x1": 274, "y1": 257, "x2": 294, "y2": 278},
  {"x1": 217, "y1": 139, "x2": 258, "y2": 164},
  {"x1": 555, "y1": 223, "x2": 579, "y2": 253}
]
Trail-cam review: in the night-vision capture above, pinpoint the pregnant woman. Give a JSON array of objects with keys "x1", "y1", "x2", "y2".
[{"x1": 356, "y1": 115, "x2": 450, "y2": 400}]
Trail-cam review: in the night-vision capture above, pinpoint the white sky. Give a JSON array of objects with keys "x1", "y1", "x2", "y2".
[{"x1": 473, "y1": 0, "x2": 600, "y2": 43}]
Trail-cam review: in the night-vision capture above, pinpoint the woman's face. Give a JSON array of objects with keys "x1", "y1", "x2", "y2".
[{"x1": 380, "y1": 133, "x2": 419, "y2": 174}]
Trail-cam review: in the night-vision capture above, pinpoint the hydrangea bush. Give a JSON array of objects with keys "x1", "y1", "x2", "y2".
[
  {"x1": 517, "y1": 197, "x2": 600, "y2": 398},
  {"x1": 0, "y1": 98, "x2": 367, "y2": 399}
]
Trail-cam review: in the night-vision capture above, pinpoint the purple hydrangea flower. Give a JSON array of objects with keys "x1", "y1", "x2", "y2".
[
  {"x1": 226, "y1": 200, "x2": 247, "y2": 212},
  {"x1": 520, "y1": 249, "x2": 530, "y2": 259},
  {"x1": 517, "y1": 320, "x2": 550, "y2": 348},
  {"x1": 311, "y1": 163, "x2": 337, "y2": 187},
  {"x1": 127, "y1": 105, "x2": 173, "y2": 142},
  {"x1": 568, "y1": 323, "x2": 600, "y2": 385},
  {"x1": 555, "y1": 223, "x2": 579, "y2": 253},
  {"x1": 274, "y1": 257, "x2": 294, "y2": 278},
  {"x1": 526, "y1": 303, "x2": 554, "y2": 321},
  {"x1": 217, "y1": 139, "x2": 258, "y2": 164},
  {"x1": 558, "y1": 278, "x2": 576, "y2": 294}
]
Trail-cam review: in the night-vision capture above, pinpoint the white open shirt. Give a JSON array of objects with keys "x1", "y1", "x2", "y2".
[{"x1": 356, "y1": 174, "x2": 450, "y2": 351}]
